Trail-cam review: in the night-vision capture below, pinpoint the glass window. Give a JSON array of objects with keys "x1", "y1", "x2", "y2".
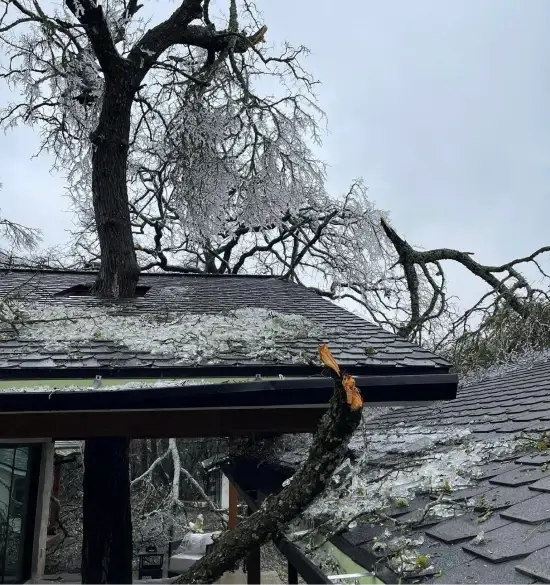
[{"x1": 0, "y1": 446, "x2": 36, "y2": 584}]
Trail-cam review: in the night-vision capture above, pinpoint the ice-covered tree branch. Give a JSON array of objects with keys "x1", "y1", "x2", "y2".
[
  {"x1": 379, "y1": 217, "x2": 550, "y2": 362},
  {"x1": 0, "y1": 214, "x2": 42, "y2": 251},
  {"x1": 130, "y1": 448, "x2": 171, "y2": 487},
  {"x1": 177, "y1": 345, "x2": 363, "y2": 584}
]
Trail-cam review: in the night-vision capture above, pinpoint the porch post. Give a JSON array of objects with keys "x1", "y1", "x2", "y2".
[
  {"x1": 245, "y1": 493, "x2": 261, "y2": 585},
  {"x1": 228, "y1": 482, "x2": 238, "y2": 529}
]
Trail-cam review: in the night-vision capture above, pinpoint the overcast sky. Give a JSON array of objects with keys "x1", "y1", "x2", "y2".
[{"x1": 1, "y1": 0, "x2": 549, "y2": 310}]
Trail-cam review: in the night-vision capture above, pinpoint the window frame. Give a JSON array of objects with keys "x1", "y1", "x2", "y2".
[{"x1": 0, "y1": 444, "x2": 41, "y2": 584}]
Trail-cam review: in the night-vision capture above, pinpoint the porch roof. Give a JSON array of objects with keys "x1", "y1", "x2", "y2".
[{"x1": 0, "y1": 372, "x2": 456, "y2": 439}]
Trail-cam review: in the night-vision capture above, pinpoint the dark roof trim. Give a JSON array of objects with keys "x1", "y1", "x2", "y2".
[
  {"x1": 1, "y1": 377, "x2": 331, "y2": 412},
  {"x1": 0, "y1": 373, "x2": 457, "y2": 413},
  {"x1": 0, "y1": 363, "x2": 452, "y2": 381}
]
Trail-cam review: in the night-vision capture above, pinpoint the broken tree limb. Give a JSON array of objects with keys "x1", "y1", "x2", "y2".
[
  {"x1": 380, "y1": 217, "x2": 536, "y2": 339},
  {"x1": 176, "y1": 344, "x2": 363, "y2": 584}
]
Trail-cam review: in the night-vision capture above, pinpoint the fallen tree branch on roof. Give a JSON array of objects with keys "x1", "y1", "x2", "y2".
[
  {"x1": 380, "y1": 218, "x2": 550, "y2": 345},
  {"x1": 175, "y1": 344, "x2": 363, "y2": 584}
]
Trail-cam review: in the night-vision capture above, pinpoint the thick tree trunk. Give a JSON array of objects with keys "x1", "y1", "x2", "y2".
[
  {"x1": 82, "y1": 438, "x2": 133, "y2": 584},
  {"x1": 91, "y1": 80, "x2": 139, "y2": 298},
  {"x1": 81, "y1": 75, "x2": 138, "y2": 584}
]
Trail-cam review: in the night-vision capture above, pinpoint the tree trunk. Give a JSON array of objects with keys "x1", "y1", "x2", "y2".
[
  {"x1": 91, "y1": 80, "x2": 139, "y2": 298},
  {"x1": 82, "y1": 437, "x2": 133, "y2": 584},
  {"x1": 81, "y1": 75, "x2": 138, "y2": 584}
]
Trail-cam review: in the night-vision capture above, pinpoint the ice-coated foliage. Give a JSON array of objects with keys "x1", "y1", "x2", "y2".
[
  {"x1": 0, "y1": 0, "x2": 449, "y2": 343},
  {"x1": 450, "y1": 301, "x2": 550, "y2": 379},
  {"x1": 0, "y1": 0, "x2": 326, "y2": 241},
  {"x1": 0, "y1": 183, "x2": 42, "y2": 251}
]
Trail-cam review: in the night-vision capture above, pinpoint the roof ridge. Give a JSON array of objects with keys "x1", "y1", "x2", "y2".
[{"x1": 0, "y1": 268, "x2": 278, "y2": 279}]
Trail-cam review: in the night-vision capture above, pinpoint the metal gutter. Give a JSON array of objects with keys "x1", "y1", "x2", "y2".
[
  {"x1": 0, "y1": 373, "x2": 457, "y2": 412},
  {"x1": 330, "y1": 534, "x2": 399, "y2": 584},
  {"x1": 321, "y1": 540, "x2": 383, "y2": 585},
  {"x1": 0, "y1": 363, "x2": 453, "y2": 381}
]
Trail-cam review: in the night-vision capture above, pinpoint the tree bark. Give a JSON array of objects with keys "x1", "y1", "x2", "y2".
[
  {"x1": 80, "y1": 73, "x2": 139, "y2": 584},
  {"x1": 91, "y1": 78, "x2": 140, "y2": 298},
  {"x1": 82, "y1": 437, "x2": 133, "y2": 584},
  {"x1": 177, "y1": 350, "x2": 363, "y2": 584}
]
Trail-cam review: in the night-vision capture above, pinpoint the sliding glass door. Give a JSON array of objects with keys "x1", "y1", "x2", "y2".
[{"x1": 0, "y1": 446, "x2": 39, "y2": 584}]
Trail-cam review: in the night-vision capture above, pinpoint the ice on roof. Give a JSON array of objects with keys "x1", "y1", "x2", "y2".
[
  {"x1": 459, "y1": 347, "x2": 550, "y2": 387},
  {"x1": 278, "y1": 421, "x2": 524, "y2": 529},
  {"x1": 11, "y1": 303, "x2": 327, "y2": 365}
]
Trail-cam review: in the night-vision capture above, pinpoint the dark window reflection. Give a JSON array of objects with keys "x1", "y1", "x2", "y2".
[{"x1": 0, "y1": 447, "x2": 32, "y2": 584}]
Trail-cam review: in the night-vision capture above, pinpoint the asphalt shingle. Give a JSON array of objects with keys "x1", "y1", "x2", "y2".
[
  {"x1": 428, "y1": 556, "x2": 534, "y2": 584},
  {"x1": 462, "y1": 521, "x2": 550, "y2": 562},
  {"x1": 425, "y1": 512, "x2": 510, "y2": 545},
  {"x1": 515, "y1": 546, "x2": 550, "y2": 582},
  {"x1": 0, "y1": 269, "x2": 450, "y2": 373},
  {"x1": 341, "y1": 357, "x2": 550, "y2": 584},
  {"x1": 500, "y1": 493, "x2": 550, "y2": 524},
  {"x1": 489, "y1": 466, "x2": 550, "y2": 487}
]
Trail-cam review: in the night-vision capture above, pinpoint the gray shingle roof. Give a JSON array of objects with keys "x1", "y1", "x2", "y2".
[
  {"x1": 340, "y1": 357, "x2": 550, "y2": 584},
  {"x1": 0, "y1": 269, "x2": 449, "y2": 372}
]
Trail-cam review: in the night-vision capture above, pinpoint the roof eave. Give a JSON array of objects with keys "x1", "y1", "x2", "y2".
[
  {"x1": 0, "y1": 362, "x2": 452, "y2": 381},
  {"x1": 0, "y1": 372, "x2": 457, "y2": 413}
]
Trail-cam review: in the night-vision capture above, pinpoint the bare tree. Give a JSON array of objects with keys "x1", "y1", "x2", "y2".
[
  {"x1": 379, "y1": 219, "x2": 550, "y2": 349},
  {"x1": 0, "y1": 0, "x2": 360, "y2": 580},
  {"x1": 1, "y1": 0, "x2": 325, "y2": 298}
]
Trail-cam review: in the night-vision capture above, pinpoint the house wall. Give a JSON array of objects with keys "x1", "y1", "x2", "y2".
[{"x1": 220, "y1": 473, "x2": 230, "y2": 510}]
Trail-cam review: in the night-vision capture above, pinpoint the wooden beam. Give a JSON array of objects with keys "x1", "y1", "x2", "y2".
[
  {"x1": 228, "y1": 483, "x2": 238, "y2": 530},
  {"x1": 0, "y1": 407, "x2": 325, "y2": 439}
]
